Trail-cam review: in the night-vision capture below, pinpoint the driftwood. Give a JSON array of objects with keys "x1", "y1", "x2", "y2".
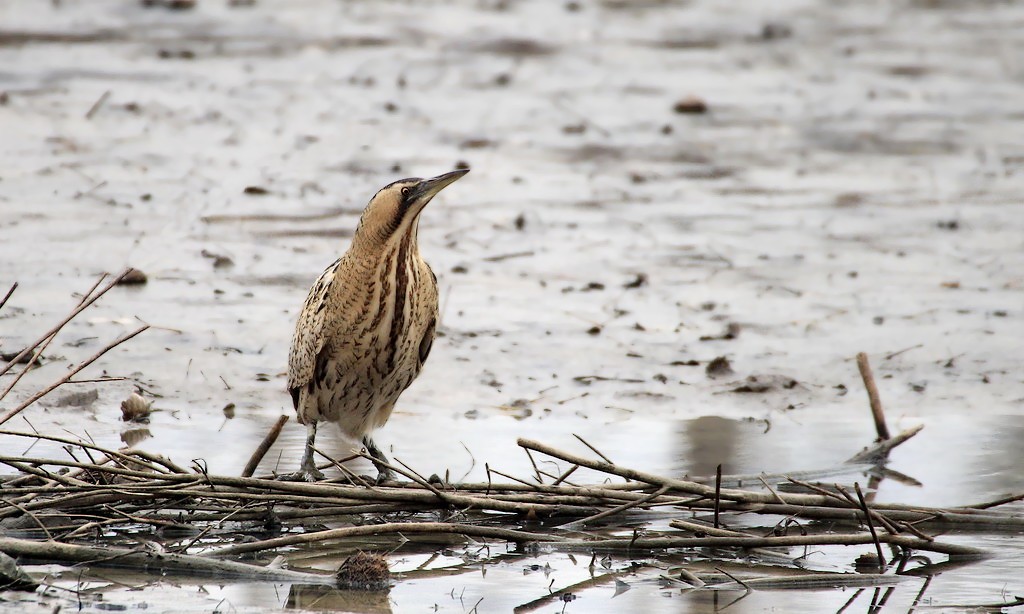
[
  {"x1": 0, "y1": 279, "x2": 1019, "y2": 594},
  {"x1": 0, "y1": 536, "x2": 334, "y2": 585}
]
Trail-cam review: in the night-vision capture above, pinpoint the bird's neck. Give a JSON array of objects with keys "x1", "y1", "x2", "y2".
[{"x1": 349, "y1": 219, "x2": 422, "y2": 265}]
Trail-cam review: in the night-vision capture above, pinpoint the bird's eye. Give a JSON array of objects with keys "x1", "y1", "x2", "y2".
[{"x1": 400, "y1": 187, "x2": 411, "y2": 198}]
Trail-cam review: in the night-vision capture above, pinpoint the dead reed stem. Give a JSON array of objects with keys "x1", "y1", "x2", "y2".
[
  {"x1": 856, "y1": 352, "x2": 890, "y2": 440},
  {"x1": 241, "y1": 415, "x2": 289, "y2": 477}
]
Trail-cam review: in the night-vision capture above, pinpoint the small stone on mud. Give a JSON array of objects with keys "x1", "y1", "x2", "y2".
[
  {"x1": 454, "y1": 160, "x2": 471, "y2": 170},
  {"x1": 0, "y1": 552, "x2": 38, "y2": 592},
  {"x1": 222, "y1": 402, "x2": 236, "y2": 419},
  {"x1": 142, "y1": 0, "x2": 196, "y2": 9},
  {"x1": 760, "y1": 22, "x2": 793, "y2": 40},
  {"x1": 336, "y1": 552, "x2": 390, "y2": 591},
  {"x1": 586, "y1": 325, "x2": 602, "y2": 335},
  {"x1": 731, "y1": 375, "x2": 774, "y2": 393},
  {"x1": 1, "y1": 349, "x2": 41, "y2": 366},
  {"x1": 243, "y1": 186, "x2": 269, "y2": 195},
  {"x1": 700, "y1": 322, "x2": 740, "y2": 341},
  {"x1": 118, "y1": 268, "x2": 148, "y2": 285},
  {"x1": 623, "y1": 273, "x2": 648, "y2": 289},
  {"x1": 514, "y1": 212, "x2": 526, "y2": 230},
  {"x1": 121, "y1": 392, "x2": 153, "y2": 422},
  {"x1": 705, "y1": 356, "x2": 733, "y2": 378},
  {"x1": 673, "y1": 96, "x2": 708, "y2": 114},
  {"x1": 201, "y1": 249, "x2": 235, "y2": 269}
]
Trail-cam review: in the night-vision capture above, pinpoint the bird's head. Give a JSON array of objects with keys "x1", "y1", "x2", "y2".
[{"x1": 354, "y1": 169, "x2": 468, "y2": 248}]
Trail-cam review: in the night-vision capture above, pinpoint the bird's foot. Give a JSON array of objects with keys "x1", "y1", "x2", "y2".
[
  {"x1": 357, "y1": 469, "x2": 396, "y2": 485},
  {"x1": 278, "y1": 465, "x2": 325, "y2": 482}
]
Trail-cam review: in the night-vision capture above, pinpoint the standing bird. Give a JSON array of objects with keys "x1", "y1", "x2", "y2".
[{"x1": 286, "y1": 169, "x2": 468, "y2": 482}]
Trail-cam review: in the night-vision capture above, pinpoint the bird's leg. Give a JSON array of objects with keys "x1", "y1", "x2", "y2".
[
  {"x1": 280, "y1": 422, "x2": 325, "y2": 482},
  {"x1": 362, "y1": 435, "x2": 396, "y2": 484}
]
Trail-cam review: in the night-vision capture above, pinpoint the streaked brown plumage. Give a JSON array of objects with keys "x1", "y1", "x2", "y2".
[{"x1": 286, "y1": 169, "x2": 468, "y2": 481}]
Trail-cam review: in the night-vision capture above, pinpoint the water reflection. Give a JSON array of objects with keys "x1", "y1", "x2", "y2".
[
  {"x1": 677, "y1": 415, "x2": 743, "y2": 477},
  {"x1": 286, "y1": 584, "x2": 392, "y2": 613}
]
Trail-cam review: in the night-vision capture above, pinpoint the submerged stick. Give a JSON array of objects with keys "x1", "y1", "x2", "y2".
[
  {"x1": 0, "y1": 536, "x2": 334, "y2": 584},
  {"x1": 846, "y1": 425, "x2": 923, "y2": 464},
  {"x1": 241, "y1": 415, "x2": 289, "y2": 478},
  {"x1": 856, "y1": 352, "x2": 890, "y2": 440},
  {"x1": 563, "y1": 532, "x2": 986, "y2": 558}
]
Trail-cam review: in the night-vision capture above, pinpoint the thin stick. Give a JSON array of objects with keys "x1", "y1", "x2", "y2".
[
  {"x1": 758, "y1": 473, "x2": 786, "y2": 505},
  {"x1": 1, "y1": 274, "x2": 110, "y2": 401},
  {"x1": 575, "y1": 486, "x2": 669, "y2": 525},
  {"x1": 85, "y1": 90, "x2": 111, "y2": 119},
  {"x1": 714, "y1": 464, "x2": 723, "y2": 528},
  {"x1": 523, "y1": 447, "x2": 544, "y2": 484},
  {"x1": 0, "y1": 536, "x2": 336, "y2": 584},
  {"x1": 551, "y1": 464, "x2": 579, "y2": 486},
  {"x1": 573, "y1": 433, "x2": 614, "y2": 464},
  {"x1": 553, "y1": 532, "x2": 986, "y2": 558},
  {"x1": 203, "y1": 522, "x2": 565, "y2": 558},
  {"x1": 0, "y1": 282, "x2": 16, "y2": 313},
  {"x1": 0, "y1": 325, "x2": 149, "y2": 426},
  {"x1": 0, "y1": 269, "x2": 131, "y2": 378},
  {"x1": 846, "y1": 425, "x2": 924, "y2": 464},
  {"x1": 669, "y1": 518, "x2": 749, "y2": 538},
  {"x1": 855, "y1": 482, "x2": 886, "y2": 571},
  {"x1": 834, "y1": 484, "x2": 900, "y2": 535},
  {"x1": 241, "y1": 415, "x2": 288, "y2": 477},
  {"x1": 856, "y1": 352, "x2": 890, "y2": 440},
  {"x1": 514, "y1": 567, "x2": 640, "y2": 613},
  {"x1": 0, "y1": 430, "x2": 172, "y2": 475}
]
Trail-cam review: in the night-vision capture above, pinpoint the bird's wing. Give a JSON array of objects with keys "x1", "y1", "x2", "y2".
[{"x1": 287, "y1": 258, "x2": 345, "y2": 407}]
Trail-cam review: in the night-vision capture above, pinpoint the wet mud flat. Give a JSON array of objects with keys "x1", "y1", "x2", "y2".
[{"x1": 2, "y1": 0, "x2": 1024, "y2": 612}]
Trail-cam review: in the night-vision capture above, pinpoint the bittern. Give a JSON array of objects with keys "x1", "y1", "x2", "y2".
[{"x1": 286, "y1": 169, "x2": 468, "y2": 482}]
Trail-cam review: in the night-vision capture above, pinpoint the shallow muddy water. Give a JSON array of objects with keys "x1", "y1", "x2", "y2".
[{"x1": 1, "y1": 0, "x2": 1023, "y2": 611}]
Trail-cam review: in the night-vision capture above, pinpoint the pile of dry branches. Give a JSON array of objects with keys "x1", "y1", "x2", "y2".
[{"x1": 1, "y1": 272, "x2": 1022, "y2": 592}]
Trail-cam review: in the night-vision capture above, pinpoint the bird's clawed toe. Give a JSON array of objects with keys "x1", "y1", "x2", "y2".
[
  {"x1": 278, "y1": 457, "x2": 325, "y2": 482},
  {"x1": 278, "y1": 467, "x2": 325, "y2": 482}
]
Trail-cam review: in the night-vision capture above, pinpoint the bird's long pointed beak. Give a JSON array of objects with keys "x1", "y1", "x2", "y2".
[{"x1": 410, "y1": 168, "x2": 469, "y2": 203}]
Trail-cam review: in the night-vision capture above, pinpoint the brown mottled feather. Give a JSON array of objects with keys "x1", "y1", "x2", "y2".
[{"x1": 286, "y1": 174, "x2": 459, "y2": 443}]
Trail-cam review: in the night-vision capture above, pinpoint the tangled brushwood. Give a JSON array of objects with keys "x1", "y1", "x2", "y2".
[{"x1": 1, "y1": 273, "x2": 1023, "y2": 596}]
